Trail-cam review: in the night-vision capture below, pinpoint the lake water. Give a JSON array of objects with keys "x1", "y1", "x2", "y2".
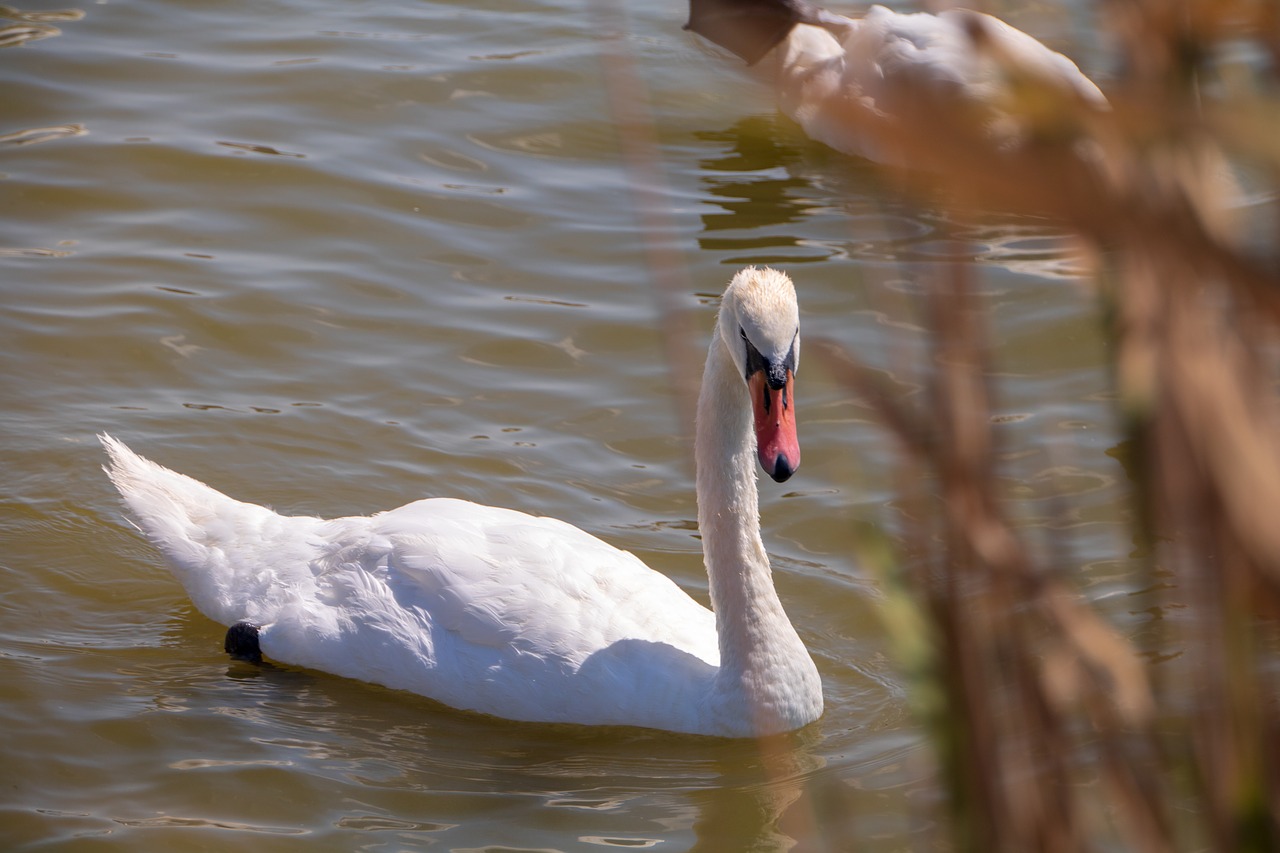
[{"x1": 2, "y1": 0, "x2": 1135, "y2": 849}]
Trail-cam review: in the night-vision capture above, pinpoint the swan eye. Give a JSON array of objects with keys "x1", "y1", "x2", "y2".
[
  {"x1": 741, "y1": 328, "x2": 769, "y2": 382},
  {"x1": 740, "y1": 326, "x2": 796, "y2": 391}
]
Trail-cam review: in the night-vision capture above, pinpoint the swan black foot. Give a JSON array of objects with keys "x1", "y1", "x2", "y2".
[{"x1": 224, "y1": 621, "x2": 263, "y2": 664}]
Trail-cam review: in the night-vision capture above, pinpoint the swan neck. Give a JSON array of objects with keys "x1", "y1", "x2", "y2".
[
  {"x1": 696, "y1": 332, "x2": 765, "y2": 587},
  {"x1": 692, "y1": 311, "x2": 822, "y2": 736},
  {"x1": 694, "y1": 330, "x2": 792, "y2": 663}
]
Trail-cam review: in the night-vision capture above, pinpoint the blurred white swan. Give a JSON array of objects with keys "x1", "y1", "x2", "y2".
[
  {"x1": 101, "y1": 267, "x2": 823, "y2": 737},
  {"x1": 686, "y1": 0, "x2": 1107, "y2": 167}
]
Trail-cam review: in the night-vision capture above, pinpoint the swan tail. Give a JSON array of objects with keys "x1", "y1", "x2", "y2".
[{"x1": 99, "y1": 433, "x2": 319, "y2": 628}]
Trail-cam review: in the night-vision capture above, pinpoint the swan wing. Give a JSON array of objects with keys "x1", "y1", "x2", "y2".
[
  {"x1": 102, "y1": 436, "x2": 720, "y2": 728},
  {"x1": 267, "y1": 498, "x2": 720, "y2": 725}
]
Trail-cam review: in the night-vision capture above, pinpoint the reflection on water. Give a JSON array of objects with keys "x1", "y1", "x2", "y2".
[
  {"x1": 696, "y1": 115, "x2": 841, "y2": 264},
  {"x1": 121, "y1": 647, "x2": 862, "y2": 849},
  {"x1": 698, "y1": 117, "x2": 814, "y2": 228},
  {"x1": 696, "y1": 115, "x2": 1094, "y2": 277}
]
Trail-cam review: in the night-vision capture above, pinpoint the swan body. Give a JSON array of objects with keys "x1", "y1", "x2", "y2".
[
  {"x1": 102, "y1": 267, "x2": 822, "y2": 737},
  {"x1": 689, "y1": 0, "x2": 1107, "y2": 167}
]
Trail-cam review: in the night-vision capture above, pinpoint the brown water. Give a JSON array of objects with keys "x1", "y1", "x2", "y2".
[{"x1": 2, "y1": 0, "x2": 1138, "y2": 849}]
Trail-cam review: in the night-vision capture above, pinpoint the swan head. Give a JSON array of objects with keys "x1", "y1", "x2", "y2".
[{"x1": 718, "y1": 267, "x2": 801, "y2": 483}]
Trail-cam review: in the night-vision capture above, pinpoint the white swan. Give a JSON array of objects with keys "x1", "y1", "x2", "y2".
[
  {"x1": 686, "y1": 0, "x2": 1107, "y2": 167},
  {"x1": 101, "y1": 267, "x2": 823, "y2": 737}
]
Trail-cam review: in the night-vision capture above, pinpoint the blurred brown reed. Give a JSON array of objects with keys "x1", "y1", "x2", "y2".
[
  {"x1": 607, "y1": 0, "x2": 1279, "y2": 847},
  {"x1": 810, "y1": 0, "x2": 1280, "y2": 850}
]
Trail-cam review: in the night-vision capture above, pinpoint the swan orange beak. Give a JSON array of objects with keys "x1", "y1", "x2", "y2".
[{"x1": 750, "y1": 368, "x2": 800, "y2": 482}]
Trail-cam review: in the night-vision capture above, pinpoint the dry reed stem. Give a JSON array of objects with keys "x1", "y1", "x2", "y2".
[
  {"x1": 612, "y1": 0, "x2": 1280, "y2": 847},
  {"x1": 814, "y1": 1, "x2": 1280, "y2": 848}
]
